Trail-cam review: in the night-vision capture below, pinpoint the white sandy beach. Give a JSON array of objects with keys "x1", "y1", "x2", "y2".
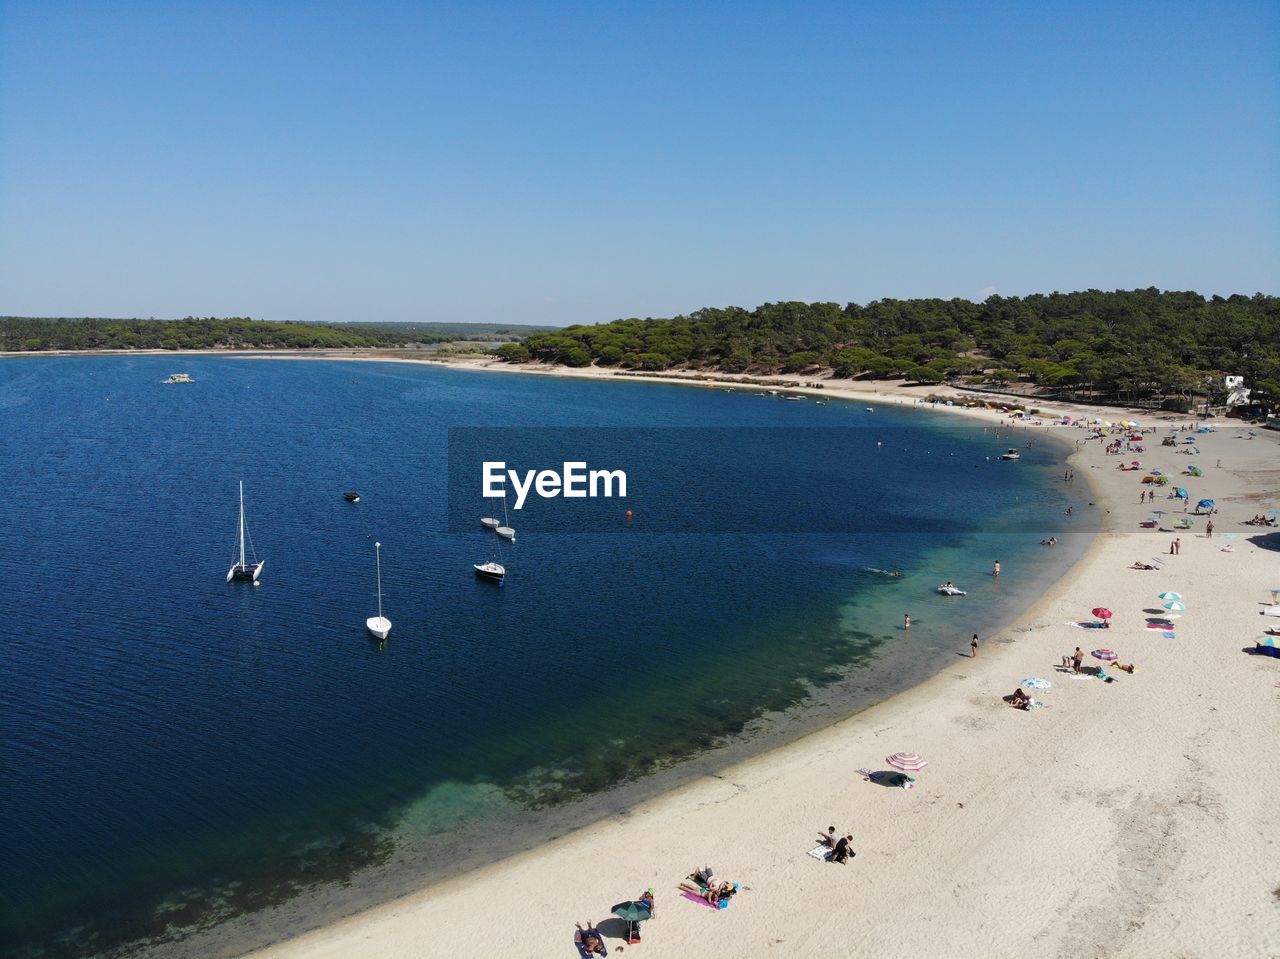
[{"x1": 228, "y1": 359, "x2": 1280, "y2": 959}]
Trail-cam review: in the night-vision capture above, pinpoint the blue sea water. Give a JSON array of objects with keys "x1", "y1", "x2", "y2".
[{"x1": 0, "y1": 357, "x2": 1093, "y2": 957}]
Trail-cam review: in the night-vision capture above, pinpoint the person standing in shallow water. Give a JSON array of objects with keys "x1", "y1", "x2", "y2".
[
  {"x1": 904, "y1": 613, "x2": 911, "y2": 630},
  {"x1": 993, "y1": 560, "x2": 1001, "y2": 577}
]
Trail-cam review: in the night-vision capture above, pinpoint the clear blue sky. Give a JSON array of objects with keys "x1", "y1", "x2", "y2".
[{"x1": 1, "y1": 1, "x2": 1277, "y2": 325}]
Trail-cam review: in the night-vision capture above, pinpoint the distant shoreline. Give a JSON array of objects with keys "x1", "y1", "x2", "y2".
[{"x1": 1, "y1": 347, "x2": 1203, "y2": 425}]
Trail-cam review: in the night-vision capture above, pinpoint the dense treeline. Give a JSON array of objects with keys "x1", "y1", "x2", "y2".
[
  {"x1": 345, "y1": 321, "x2": 559, "y2": 340},
  {"x1": 0, "y1": 317, "x2": 541, "y2": 351},
  {"x1": 500, "y1": 290, "x2": 1280, "y2": 408}
]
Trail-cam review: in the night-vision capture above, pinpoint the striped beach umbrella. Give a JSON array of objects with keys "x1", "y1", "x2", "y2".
[
  {"x1": 1157, "y1": 592, "x2": 1182, "y2": 600},
  {"x1": 886, "y1": 752, "x2": 928, "y2": 772},
  {"x1": 1091, "y1": 649, "x2": 1118, "y2": 662},
  {"x1": 1163, "y1": 601, "x2": 1187, "y2": 611}
]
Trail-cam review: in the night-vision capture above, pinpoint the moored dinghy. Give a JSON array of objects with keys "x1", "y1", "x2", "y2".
[{"x1": 473, "y1": 561, "x2": 505, "y2": 582}]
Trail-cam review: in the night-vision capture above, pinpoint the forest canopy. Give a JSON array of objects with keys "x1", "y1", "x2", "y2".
[
  {"x1": 500, "y1": 290, "x2": 1280, "y2": 408},
  {"x1": 0, "y1": 317, "x2": 545, "y2": 352}
]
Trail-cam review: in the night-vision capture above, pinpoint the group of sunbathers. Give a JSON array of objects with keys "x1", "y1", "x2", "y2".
[
  {"x1": 1245, "y1": 514, "x2": 1277, "y2": 526},
  {"x1": 679, "y1": 866, "x2": 738, "y2": 905}
]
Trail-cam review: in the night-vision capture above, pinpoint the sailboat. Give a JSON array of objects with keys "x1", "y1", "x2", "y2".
[
  {"x1": 226, "y1": 481, "x2": 265, "y2": 582},
  {"x1": 496, "y1": 490, "x2": 515, "y2": 540},
  {"x1": 473, "y1": 560, "x2": 505, "y2": 582},
  {"x1": 366, "y1": 541, "x2": 391, "y2": 639}
]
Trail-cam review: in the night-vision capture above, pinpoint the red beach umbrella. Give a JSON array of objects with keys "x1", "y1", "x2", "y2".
[
  {"x1": 886, "y1": 752, "x2": 928, "y2": 772},
  {"x1": 1091, "y1": 649, "x2": 1118, "y2": 661},
  {"x1": 1091, "y1": 607, "x2": 1113, "y2": 619}
]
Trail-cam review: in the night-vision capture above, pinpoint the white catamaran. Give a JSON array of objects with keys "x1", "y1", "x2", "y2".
[
  {"x1": 227, "y1": 481, "x2": 265, "y2": 582},
  {"x1": 366, "y1": 541, "x2": 391, "y2": 639}
]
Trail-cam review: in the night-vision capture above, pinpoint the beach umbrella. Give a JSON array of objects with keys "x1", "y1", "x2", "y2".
[
  {"x1": 1197, "y1": 499, "x2": 1215, "y2": 510},
  {"x1": 1157, "y1": 591, "x2": 1182, "y2": 600},
  {"x1": 886, "y1": 752, "x2": 928, "y2": 772},
  {"x1": 1091, "y1": 607, "x2": 1113, "y2": 620},
  {"x1": 1163, "y1": 601, "x2": 1186, "y2": 611},
  {"x1": 1021, "y1": 677, "x2": 1052, "y2": 690},
  {"x1": 1267, "y1": 509, "x2": 1280, "y2": 517},
  {"x1": 1131, "y1": 460, "x2": 1141, "y2": 466},
  {"x1": 1256, "y1": 637, "x2": 1280, "y2": 659},
  {"x1": 1172, "y1": 485, "x2": 1185, "y2": 496},
  {"x1": 1091, "y1": 649, "x2": 1118, "y2": 661},
  {"x1": 612, "y1": 901, "x2": 653, "y2": 923},
  {"x1": 1151, "y1": 470, "x2": 1163, "y2": 476},
  {"x1": 1152, "y1": 510, "x2": 1167, "y2": 516}
]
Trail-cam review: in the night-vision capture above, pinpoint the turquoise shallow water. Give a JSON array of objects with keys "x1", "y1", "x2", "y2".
[{"x1": 0, "y1": 357, "x2": 1093, "y2": 957}]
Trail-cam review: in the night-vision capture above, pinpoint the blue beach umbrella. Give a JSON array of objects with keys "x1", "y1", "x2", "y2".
[
  {"x1": 1197, "y1": 498, "x2": 1215, "y2": 510},
  {"x1": 1256, "y1": 637, "x2": 1280, "y2": 659},
  {"x1": 1174, "y1": 488, "x2": 1188, "y2": 499},
  {"x1": 1157, "y1": 592, "x2": 1182, "y2": 600},
  {"x1": 1163, "y1": 601, "x2": 1187, "y2": 611}
]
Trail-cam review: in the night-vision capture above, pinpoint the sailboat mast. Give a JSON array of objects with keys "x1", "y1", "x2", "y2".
[
  {"x1": 238, "y1": 481, "x2": 246, "y2": 568},
  {"x1": 375, "y1": 542, "x2": 383, "y2": 619}
]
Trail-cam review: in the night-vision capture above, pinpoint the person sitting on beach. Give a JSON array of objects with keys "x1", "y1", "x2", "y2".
[
  {"x1": 818, "y1": 825, "x2": 839, "y2": 847},
  {"x1": 1129, "y1": 561, "x2": 1155, "y2": 570},
  {"x1": 831, "y1": 834, "x2": 855, "y2": 864}
]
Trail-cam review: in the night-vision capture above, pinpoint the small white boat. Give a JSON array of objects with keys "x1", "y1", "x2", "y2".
[
  {"x1": 865, "y1": 407, "x2": 874, "y2": 412},
  {"x1": 474, "y1": 561, "x2": 505, "y2": 582},
  {"x1": 366, "y1": 541, "x2": 391, "y2": 640},
  {"x1": 783, "y1": 395, "x2": 803, "y2": 401},
  {"x1": 936, "y1": 584, "x2": 967, "y2": 596},
  {"x1": 163, "y1": 372, "x2": 194, "y2": 384},
  {"x1": 1000, "y1": 448, "x2": 1021, "y2": 460},
  {"x1": 494, "y1": 490, "x2": 515, "y2": 539},
  {"x1": 226, "y1": 481, "x2": 265, "y2": 582},
  {"x1": 480, "y1": 517, "x2": 500, "y2": 529},
  {"x1": 344, "y1": 491, "x2": 361, "y2": 503}
]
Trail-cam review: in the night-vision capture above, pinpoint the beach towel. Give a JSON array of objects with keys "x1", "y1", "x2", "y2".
[{"x1": 807, "y1": 845, "x2": 834, "y2": 862}]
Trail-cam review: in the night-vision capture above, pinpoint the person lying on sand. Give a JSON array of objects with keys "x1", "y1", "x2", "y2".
[
  {"x1": 1003, "y1": 688, "x2": 1030, "y2": 709},
  {"x1": 575, "y1": 922, "x2": 608, "y2": 957},
  {"x1": 1129, "y1": 561, "x2": 1156, "y2": 570},
  {"x1": 1116, "y1": 663, "x2": 1135, "y2": 673},
  {"x1": 681, "y1": 870, "x2": 735, "y2": 904}
]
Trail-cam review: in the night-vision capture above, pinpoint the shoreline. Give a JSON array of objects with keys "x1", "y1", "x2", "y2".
[
  {"x1": 8, "y1": 352, "x2": 1275, "y2": 957},
  {"x1": 238, "y1": 368, "x2": 1269, "y2": 957},
  {"x1": 1, "y1": 347, "x2": 1215, "y2": 428}
]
